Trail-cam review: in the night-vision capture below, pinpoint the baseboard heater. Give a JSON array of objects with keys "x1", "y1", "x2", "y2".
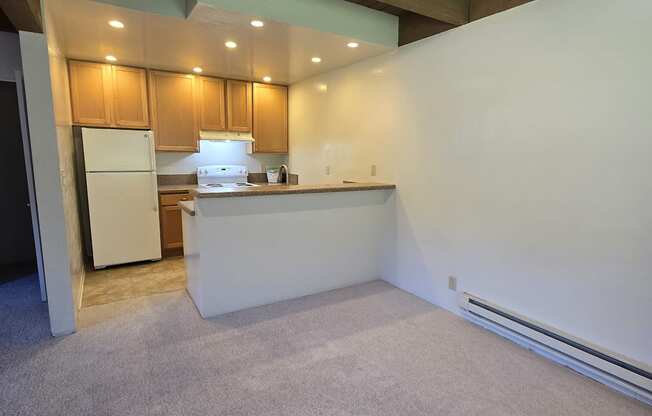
[{"x1": 459, "y1": 293, "x2": 652, "y2": 403}]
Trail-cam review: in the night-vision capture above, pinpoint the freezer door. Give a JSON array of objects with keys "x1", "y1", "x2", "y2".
[
  {"x1": 82, "y1": 128, "x2": 155, "y2": 172},
  {"x1": 86, "y1": 171, "x2": 161, "y2": 268}
]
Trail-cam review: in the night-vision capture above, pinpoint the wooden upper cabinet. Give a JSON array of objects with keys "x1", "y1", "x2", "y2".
[
  {"x1": 198, "y1": 76, "x2": 226, "y2": 131},
  {"x1": 253, "y1": 83, "x2": 288, "y2": 153},
  {"x1": 69, "y1": 61, "x2": 113, "y2": 126},
  {"x1": 68, "y1": 60, "x2": 149, "y2": 128},
  {"x1": 111, "y1": 65, "x2": 149, "y2": 128},
  {"x1": 148, "y1": 70, "x2": 199, "y2": 152},
  {"x1": 226, "y1": 80, "x2": 252, "y2": 132}
]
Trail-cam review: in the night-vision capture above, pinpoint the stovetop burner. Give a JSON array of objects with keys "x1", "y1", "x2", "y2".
[{"x1": 200, "y1": 182, "x2": 259, "y2": 189}]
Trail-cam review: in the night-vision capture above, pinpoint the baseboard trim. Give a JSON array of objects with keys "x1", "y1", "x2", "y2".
[
  {"x1": 51, "y1": 328, "x2": 75, "y2": 337},
  {"x1": 462, "y1": 310, "x2": 652, "y2": 407}
]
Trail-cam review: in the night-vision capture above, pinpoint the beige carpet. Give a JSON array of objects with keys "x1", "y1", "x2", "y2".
[{"x1": 1, "y1": 277, "x2": 650, "y2": 415}]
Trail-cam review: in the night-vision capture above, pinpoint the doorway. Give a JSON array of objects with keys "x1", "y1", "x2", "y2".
[{"x1": 0, "y1": 81, "x2": 37, "y2": 285}]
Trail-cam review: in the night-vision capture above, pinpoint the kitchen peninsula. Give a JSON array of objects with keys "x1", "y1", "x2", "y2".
[{"x1": 181, "y1": 182, "x2": 396, "y2": 318}]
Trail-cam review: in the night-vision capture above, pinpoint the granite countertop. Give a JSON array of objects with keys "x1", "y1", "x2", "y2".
[{"x1": 190, "y1": 182, "x2": 396, "y2": 198}]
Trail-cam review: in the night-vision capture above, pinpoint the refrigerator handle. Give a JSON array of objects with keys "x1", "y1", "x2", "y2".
[
  {"x1": 151, "y1": 172, "x2": 159, "y2": 213},
  {"x1": 147, "y1": 131, "x2": 156, "y2": 171}
]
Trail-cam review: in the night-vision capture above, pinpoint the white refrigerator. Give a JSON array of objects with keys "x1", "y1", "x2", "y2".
[{"x1": 81, "y1": 128, "x2": 161, "y2": 268}]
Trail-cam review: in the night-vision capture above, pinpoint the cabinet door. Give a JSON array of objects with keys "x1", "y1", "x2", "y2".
[
  {"x1": 149, "y1": 70, "x2": 199, "y2": 152},
  {"x1": 199, "y1": 76, "x2": 226, "y2": 131},
  {"x1": 253, "y1": 83, "x2": 288, "y2": 153},
  {"x1": 111, "y1": 65, "x2": 150, "y2": 128},
  {"x1": 226, "y1": 80, "x2": 252, "y2": 132},
  {"x1": 69, "y1": 60, "x2": 113, "y2": 126},
  {"x1": 160, "y1": 205, "x2": 183, "y2": 252}
]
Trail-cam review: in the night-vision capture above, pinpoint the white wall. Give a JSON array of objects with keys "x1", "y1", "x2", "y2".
[
  {"x1": 289, "y1": 0, "x2": 652, "y2": 366},
  {"x1": 44, "y1": 0, "x2": 86, "y2": 312},
  {"x1": 187, "y1": 190, "x2": 392, "y2": 317},
  {"x1": 156, "y1": 140, "x2": 287, "y2": 174},
  {"x1": 0, "y1": 32, "x2": 21, "y2": 82},
  {"x1": 19, "y1": 31, "x2": 76, "y2": 335}
]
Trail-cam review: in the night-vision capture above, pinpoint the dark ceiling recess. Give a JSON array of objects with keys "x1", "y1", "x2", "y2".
[
  {"x1": 0, "y1": 0, "x2": 43, "y2": 33},
  {"x1": 345, "y1": 0, "x2": 533, "y2": 46},
  {"x1": 0, "y1": 8, "x2": 17, "y2": 33}
]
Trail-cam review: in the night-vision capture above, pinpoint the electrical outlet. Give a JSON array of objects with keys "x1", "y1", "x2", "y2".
[
  {"x1": 325, "y1": 165, "x2": 331, "y2": 175},
  {"x1": 371, "y1": 164, "x2": 377, "y2": 176},
  {"x1": 448, "y1": 276, "x2": 457, "y2": 291}
]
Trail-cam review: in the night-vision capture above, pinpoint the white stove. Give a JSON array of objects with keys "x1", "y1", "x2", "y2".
[{"x1": 197, "y1": 165, "x2": 259, "y2": 189}]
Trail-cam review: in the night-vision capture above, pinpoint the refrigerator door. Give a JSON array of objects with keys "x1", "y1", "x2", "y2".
[
  {"x1": 86, "y1": 171, "x2": 161, "y2": 268},
  {"x1": 82, "y1": 128, "x2": 155, "y2": 172}
]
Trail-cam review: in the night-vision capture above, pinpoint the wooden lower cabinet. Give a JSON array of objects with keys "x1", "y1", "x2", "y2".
[{"x1": 159, "y1": 192, "x2": 192, "y2": 257}]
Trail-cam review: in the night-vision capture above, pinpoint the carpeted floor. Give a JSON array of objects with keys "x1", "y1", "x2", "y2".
[{"x1": 1, "y1": 276, "x2": 650, "y2": 416}]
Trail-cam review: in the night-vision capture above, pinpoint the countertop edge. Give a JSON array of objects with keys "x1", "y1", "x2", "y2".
[
  {"x1": 178, "y1": 200, "x2": 196, "y2": 216},
  {"x1": 158, "y1": 185, "x2": 197, "y2": 194},
  {"x1": 190, "y1": 183, "x2": 396, "y2": 199}
]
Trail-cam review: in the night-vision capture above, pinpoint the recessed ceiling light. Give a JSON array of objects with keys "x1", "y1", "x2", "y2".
[
  {"x1": 193, "y1": 67, "x2": 203, "y2": 73},
  {"x1": 108, "y1": 20, "x2": 124, "y2": 29},
  {"x1": 105, "y1": 55, "x2": 117, "y2": 62},
  {"x1": 250, "y1": 20, "x2": 264, "y2": 28},
  {"x1": 263, "y1": 76, "x2": 272, "y2": 83},
  {"x1": 347, "y1": 42, "x2": 359, "y2": 48},
  {"x1": 225, "y1": 41, "x2": 237, "y2": 49},
  {"x1": 311, "y1": 57, "x2": 322, "y2": 63}
]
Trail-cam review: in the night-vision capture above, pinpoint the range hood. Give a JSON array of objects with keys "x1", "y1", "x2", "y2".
[{"x1": 199, "y1": 130, "x2": 255, "y2": 142}]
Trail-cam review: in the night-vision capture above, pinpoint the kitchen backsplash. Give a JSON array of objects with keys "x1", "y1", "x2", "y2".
[{"x1": 155, "y1": 140, "x2": 288, "y2": 174}]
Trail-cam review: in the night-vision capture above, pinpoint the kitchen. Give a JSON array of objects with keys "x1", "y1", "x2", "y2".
[
  {"x1": 3, "y1": 0, "x2": 651, "y2": 413},
  {"x1": 53, "y1": 0, "x2": 396, "y2": 311}
]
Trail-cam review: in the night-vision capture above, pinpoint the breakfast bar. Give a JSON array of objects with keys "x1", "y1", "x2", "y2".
[{"x1": 181, "y1": 183, "x2": 396, "y2": 318}]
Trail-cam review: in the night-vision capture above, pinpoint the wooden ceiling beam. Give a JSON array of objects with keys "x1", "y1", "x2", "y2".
[
  {"x1": 0, "y1": 0, "x2": 42, "y2": 33},
  {"x1": 374, "y1": 0, "x2": 469, "y2": 26},
  {"x1": 469, "y1": 0, "x2": 533, "y2": 22},
  {"x1": 399, "y1": 11, "x2": 456, "y2": 46}
]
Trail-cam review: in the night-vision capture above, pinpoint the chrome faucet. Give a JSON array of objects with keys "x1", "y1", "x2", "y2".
[{"x1": 278, "y1": 164, "x2": 290, "y2": 184}]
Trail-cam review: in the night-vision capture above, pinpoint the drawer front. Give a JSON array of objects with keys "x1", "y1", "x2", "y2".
[{"x1": 159, "y1": 192, "x2": 192, "y2": 206}]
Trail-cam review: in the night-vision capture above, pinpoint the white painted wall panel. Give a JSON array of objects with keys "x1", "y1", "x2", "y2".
[
  {"x1": 185, "y1": 190, "x2": 392, "y2": 317},
  {"x1": 289, "y1": 0, "x2": 652, "y2": 366},
  {"x1": 19, "y1": 31, "x2": 76, "y2": 335},
  {"x1": 44, "y1": 0, "x2": 87, "y2": 316}
]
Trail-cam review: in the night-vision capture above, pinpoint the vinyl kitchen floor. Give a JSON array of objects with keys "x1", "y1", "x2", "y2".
[{"x1": 82, "y1": 257, "x2": 186, "y2": 307}]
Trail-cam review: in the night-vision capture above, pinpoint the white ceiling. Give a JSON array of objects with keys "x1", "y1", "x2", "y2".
[{"x1": 48, "y1": 0, "x2": 393, "y2": 84}]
